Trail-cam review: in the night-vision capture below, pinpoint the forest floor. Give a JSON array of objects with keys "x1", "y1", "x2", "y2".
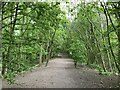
[{"x1": 2, "y1": 57, "x2": 119, "y2": 88}]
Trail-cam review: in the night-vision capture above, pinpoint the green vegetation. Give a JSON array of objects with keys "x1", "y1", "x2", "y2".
[
  {"x1": 1, "y1": 1, "x2": 120, "y2": 84},
  {"x1": 65, "y1": 2, "x2": 120, "y2": 75},
  {"x1": 1, "y1": 2, "x2": 67, "y2": 83},
  {"x1": 66, "y1": 2, "x2": 120, "y2": 75}
]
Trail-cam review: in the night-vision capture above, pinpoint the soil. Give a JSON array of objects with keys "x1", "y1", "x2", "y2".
[{"x1": 2, "y1": 57, "x2": 119, "y2": 88}]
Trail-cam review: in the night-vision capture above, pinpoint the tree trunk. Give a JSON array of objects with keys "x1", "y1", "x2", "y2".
[
  {"x1": 101, "y1": 2, "x2": 120, "y2": 73},
  {"x1": 39, "y1": 44, "x2": 43, "y2": 66}
]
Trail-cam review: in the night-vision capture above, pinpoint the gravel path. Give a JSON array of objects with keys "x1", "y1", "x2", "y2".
[{"x1": 2, "y1": 58, "x2": 119, "y2": 88}]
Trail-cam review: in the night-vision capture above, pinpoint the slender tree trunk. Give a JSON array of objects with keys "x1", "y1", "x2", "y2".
[
  {"x1": 39, "y1": 44, "x2": 43, "y2": 66},
  {"x1": 118, "y1": 28, "x2": 120, "y2": 69},
  {"x1": 111, "y1": 2, "x2": 120, "y2": 72},
  {"x1": 87, "y1": 18, "x2": 107, "y2": 72},
  {"x1": 45, "y1": 29, "x2": 57, "y2": 66},
  {"x1": 101, "y1": 2, "x2": 120, "y2": 73}
]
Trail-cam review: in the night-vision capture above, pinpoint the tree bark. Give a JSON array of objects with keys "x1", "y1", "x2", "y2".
[
  {"x1": 101, "y1": 2, "x2": 120, "y2": 73},
  {"x1": 39, "y1": 44, "x2": 43, "y2": 66}
]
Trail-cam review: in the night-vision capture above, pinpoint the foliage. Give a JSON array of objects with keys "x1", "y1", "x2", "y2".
[
  {"x1": 2, "y1": 1, "x2": 120, "y2": 84},
  {"x1": 65, "y1": 1, "x2": 120, "y2": 74},
  {"x1": 2, "y1": 2, "x2": 67, "y2": 84}
]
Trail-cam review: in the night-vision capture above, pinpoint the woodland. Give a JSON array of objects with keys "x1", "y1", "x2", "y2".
[{"x1": 1, "y1": 1, "x2": 120, "y2": 85}]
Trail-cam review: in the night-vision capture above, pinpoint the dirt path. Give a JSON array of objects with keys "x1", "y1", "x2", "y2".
[{"x1": 2, "y1": 58, "x2": 119, "y2": 88}]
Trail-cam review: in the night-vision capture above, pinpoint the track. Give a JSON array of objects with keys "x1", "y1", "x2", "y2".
[{"x1": 2, "y1": 57, "x2": 119, "y2": 88}]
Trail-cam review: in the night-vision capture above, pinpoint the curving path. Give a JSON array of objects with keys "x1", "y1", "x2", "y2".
[{"x1": 2, "y1": 57, "x2": 119, "y2": 88}]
